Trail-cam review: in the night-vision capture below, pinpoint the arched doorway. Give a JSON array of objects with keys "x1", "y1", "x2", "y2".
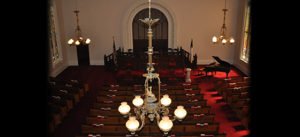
[
  {"x1": 132, "y1": 8, "x2": 168, "y2": 55},
  {"x1": 121, "y1": 0, "x2": 177, "y2": 51}
]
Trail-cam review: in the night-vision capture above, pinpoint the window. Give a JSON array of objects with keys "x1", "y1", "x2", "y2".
[
  {"x1": 240, "y1": 0, "x2": 251, "y2": 63},
  {"x1": 49, "y1": 0, "x2": 62, "y2": 64}
]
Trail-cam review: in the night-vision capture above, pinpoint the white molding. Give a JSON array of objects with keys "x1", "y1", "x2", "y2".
[
  {"x1": 197, "y1": 59, "x2": 233, "y2": 65},
  {"x1": 68, "y1": 60, "x2": 78, "y2": 66},
  {"x1": 50, "y1": 64, "x2": 68, "y2": 77},
  {"x1": 121, "y1": 0, "x2": 177, "y2": 50},
  {"x1": 233, "y1": 60, "x2": 249, "y2": 75},
  {"x1": 90, "y1": 60, "x2": 104, "y2": 65}
]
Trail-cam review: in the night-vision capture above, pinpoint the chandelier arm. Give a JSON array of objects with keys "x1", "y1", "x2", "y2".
[
  {"x1": 137, "y1": 110, "x2": 146, "y2": 131},
  {"x1": 171, "y1": 116, "x2": 177, "y2": 122},
  {"x1": 144, "y1": 76, "x2": 149, "y2": 111},
  {"x1": 161, "y1": 107, "x2": 169, "y2": 116},
  {"x1": 154, "y1": 109, "x2": 161, "y2": 124},
  {"x1": 157, "y1": 76, "x2": 161, "y2": 105},
  {"x1": 134, "y1": 108, "x2": 140, "y2": 119}
]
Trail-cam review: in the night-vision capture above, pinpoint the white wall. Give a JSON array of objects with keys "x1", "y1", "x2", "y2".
[{"x1": 53, "y1": 0, "x2": 249, "y2": 74}]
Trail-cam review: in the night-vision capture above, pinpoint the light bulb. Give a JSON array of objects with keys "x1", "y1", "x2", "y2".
[
  {"x1": 132, "y1": 95, "x2": 144, "y2": 107},
  {"x1": 86, "y1": 38, "x2": 91, "y2": 44},
  {"x1": 118, "y1": 102, "x2": 130, "y2": 115},
  {"x1": 160, "y1": 94, "x2": 172, "y2": 107},
  {"x1": 158, "y1": 116, "x2": 173, "y2": 132},
  {"x1": 221, "y1": 39, "x2": 227, "y2": 45},
  {"x1": 212, "y1": 36, "x2": 217, "y2": 43},
  {"x1": 126, "y1": 116, "x2": 139, "y2": 132},
  {"x1": 68, "y1": 39, "x2": 74, "y2": 45},
  {"x1": 229, "y1": 38, "x2": 235, "y2": 44},
  {"x1": 174, "y1": 105, "x2": 187, "y2": 120},
  {"x1": 75, "y1": 40, "x2": 80, "y2": 45}
]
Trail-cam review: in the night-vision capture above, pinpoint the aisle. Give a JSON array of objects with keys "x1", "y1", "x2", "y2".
[{"x1": 192, "y1": 68, "x2": 250, "y2": 137}]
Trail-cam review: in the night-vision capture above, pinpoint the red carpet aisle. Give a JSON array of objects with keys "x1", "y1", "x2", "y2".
[{"x1": 190, "y1": 66, "x2": 250, "y2": 137}]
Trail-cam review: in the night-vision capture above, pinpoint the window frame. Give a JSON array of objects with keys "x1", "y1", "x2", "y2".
[
  {"x1": 49, "y1": 0, "x2": 63, "y2": 67},
  {"x1": 240, "y1": 0, "x2": 251, "y2": 63}
]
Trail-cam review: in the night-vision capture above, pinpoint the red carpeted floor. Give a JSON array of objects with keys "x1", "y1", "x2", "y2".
[
  {"x1": 190, "y1": 66, "x2": 250, "y2": 137},
  {"x1": 51, "y1": 65, "x2": 249, "y2": 137}
]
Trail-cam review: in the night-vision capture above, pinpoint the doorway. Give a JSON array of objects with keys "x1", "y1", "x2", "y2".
[{"x1": 132, "y1": 8, "x2": 168, "y2": 55}]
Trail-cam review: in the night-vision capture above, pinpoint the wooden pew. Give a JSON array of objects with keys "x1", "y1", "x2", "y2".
[
  {"x1": 101, "y1": 84, "x2": 200, "y2": 91},
  {"x1": 96, "y1": 94, "x2": 204, "y2": 102},
  {"x1": 94, "y1": 100, "x2": 207, "y2": 109},
  {"x1": 76, "y1": 135, "x2": 226, "y2": 137},
  {"x1": 50, "y1": 85, "x2": 81, "y2": 104},
  {"x1": 50, "y1": 89, "x2": 75, "y2": 111},
  {"x1": 217, "y1": 82, "x2": 249, "y2": 96},
  {"x1": 49, "y1": 79, "x2": 87, "y2": 97},
  {"x1": 98, "y1": 89, "x2": 202, "y2": 96},
  {"x1": 49, "y1": 104, "x2": 63, "y2": 127},
  {"x1": 81, "y1": 124, "x2": 220, "y2": 135},
  {"x1": 226, "y1": 91, "x2": 249, "y2": 105},
  {"x1": 222, "y1": 86, "x2": 249, "y2": 102},
  {"x1": 85, "y1": 114, "x2": 215, "y2": 125},
  {"x1": 89, "y1": 106, "x2": 211, "y2": 116},
  {"x1": 214, "y1": 77, "x2": 250, "y2": 90}
]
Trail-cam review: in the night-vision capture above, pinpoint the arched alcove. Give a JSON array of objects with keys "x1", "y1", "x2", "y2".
[
  {"x1": 121, "y1": 0, "x2": 177, "y2": 51},
  {"x1": 132, "y1": 8, "x2": 168, "y2": 54}
]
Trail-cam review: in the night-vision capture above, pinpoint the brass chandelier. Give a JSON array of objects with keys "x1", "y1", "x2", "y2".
[
  {"x1": 118, "y1": 0, "x2": 187, "y2": 135},
  {"x1": 67, "y1": 0, "x2": 91, "y2": 46},
  {"x1": 212, "y1": 0, "x2": 235, "y2": 45}
]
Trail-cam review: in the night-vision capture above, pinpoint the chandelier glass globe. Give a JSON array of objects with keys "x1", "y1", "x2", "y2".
[
  {"x1": 158, "y1": 116, "x2": 173, "y2": 133},
  {"x1": 118, "y1": 102, "x2": 131, "y2": 115},
  {"x1": 126, "y1": 116, "x2": 140, "y2": 132},
  {"x1": 132, "y1": 95, "x2": 144, "y2": 107},
  {"x1": 160, "y1": 94, "x2": 172, "y2": 107},
  {"x1": 174, "y1": 105, "x2": 187, "y2": 120}
]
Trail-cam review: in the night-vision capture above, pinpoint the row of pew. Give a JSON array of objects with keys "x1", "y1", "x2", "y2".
[
  {"x1": 116, "y1": 72, "x2": 186, "y2": 85},
  {"x1": 48, "y1": 77, "x2": 89, "y2": 134},
  {"x1": 214, "y1": 77, "x2": 250, "y2": 129},
  {"x1": 76, "y1": 83, "x2": 227, "y2": 137}
]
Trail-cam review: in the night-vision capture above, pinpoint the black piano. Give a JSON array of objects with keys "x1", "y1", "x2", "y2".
[{"x1": 203, "y1": 56, "x2": 231, "y2": 78}]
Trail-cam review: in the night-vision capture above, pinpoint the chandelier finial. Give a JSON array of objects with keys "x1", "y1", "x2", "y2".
[{"x1": 149, "y1": 0, "x2": 151, "y2": 19}]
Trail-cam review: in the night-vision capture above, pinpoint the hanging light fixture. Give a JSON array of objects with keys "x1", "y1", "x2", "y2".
[
  {"x1": 118, "y1": 0, "x2": 187, "y2": 135},
  {"x1": 212, "y1": 0, "x2": 234, "y2": 45},
  {"x1": 67, "y1": 0, "x2": 91, "y2": 46}
]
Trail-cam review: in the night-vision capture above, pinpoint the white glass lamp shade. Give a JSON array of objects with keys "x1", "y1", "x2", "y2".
[
  {"x1": 221, "y1": 39, "x2": 227, "y2": 45},
  {"x1": 158, "y1": 116, "x2": 173, "y2": 132},
  {"x1": 132, "y1": 95, "x2": 144, "y2": 107},
  {"x1": 125, "y1": 116, "x2": 140, "y2": 132},
  {"x1": 68, "y1": 39, "x2": 74, "y2": 45},
  {"x1": 118, "y1": 102, "x2": 131, "y2": 115},
  {"x1": 212, "y1": 36, "x2": 218, "y2": 43},
  {"x1": 160, "y1": 94, "x2": 172, "y2": 107},
  {"x1": 79, "y1": 37, "x2": 83, "y2": 40},
  {"x1": 75, "y1": 40, "x2": 80, "y2": 45},
  {"x1": 229, "y1": 38, "x2": 235, "y2": 44},
  {"x1": 174, "y1": 105, "x2": 187, "y2": 120},
  {"x1": 85, "y1": 38, "x2": 91, "y2": 44}
]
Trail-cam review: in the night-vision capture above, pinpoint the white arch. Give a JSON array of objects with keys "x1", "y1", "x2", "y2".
[{"x1": 121, "y1": 0, "x2": 177, "y2": 50}]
